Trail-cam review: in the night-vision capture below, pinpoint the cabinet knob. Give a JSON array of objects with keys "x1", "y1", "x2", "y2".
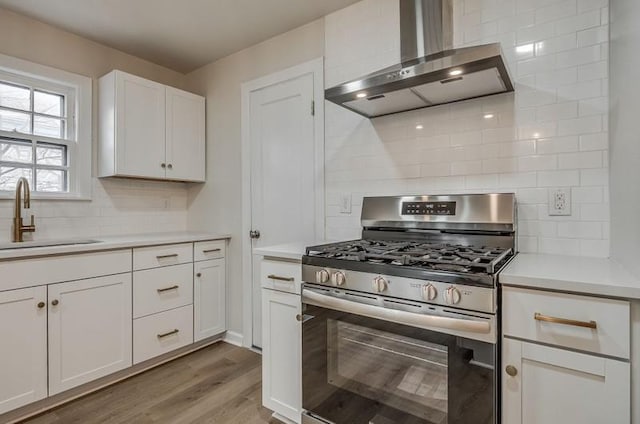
[
  {"x1": 296, "y1": 314, "x2": 303, "y2": 322},
  {"x1": 51, "y1": 299, "x2": 59, "y2": 306},
  {"x1": 167, "y1": 164, "x2": 173, "y2": 169},
  {"x1": 196, "y1": 272, "x2": 202, "y2": 277},
  {"x1": 505, "y1": 365, "x2": 518, "y2": 377},
  {"x1": 161, "y1": 163, "x2": 166, "y2": 168},
  {"x1": 37, "y1": 301, "x2": 45, "y2": 309}
]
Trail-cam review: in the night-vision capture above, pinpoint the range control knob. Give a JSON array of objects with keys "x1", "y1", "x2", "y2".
[
  {"x1": 315, "y1": 269, "x2": 330, "y2": 284},
  {"x1": 444, "y1": 286, "x2": 462, "y2": 305},
  {"x1": 372, "y1": 276, "x2": 388, "y2": 293},
  {"x1": 331, "y1": 271, "x2": 346, "y2": 286},
  {"x1": 421, "y1": 284, "x2": 438, "y2": 301}
]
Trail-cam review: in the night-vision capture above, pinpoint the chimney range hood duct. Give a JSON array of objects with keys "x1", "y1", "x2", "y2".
[{"x1": 325, "y1": 0, "x2": 514, "y2": 118}]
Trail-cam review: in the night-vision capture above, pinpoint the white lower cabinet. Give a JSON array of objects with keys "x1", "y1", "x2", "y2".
[
  {"x1": 194, "y1": 258, "x2": 226, "y2": 341},
  {"x1": 0, "y1": 287, "x2": 47, "y2": 414},
  {"x1": 262, "y1": 288, "x2": 301, "y2": 424},
  {"x1": 501, "y1": 286, "x2": 631, "y2": 424},
  {"x1": 48, "y1": 274, "x2": 133, "y2": 395},
  {"x1": 502, "y1": 338, "x2": 630, "y2": 424},
  {"x1": 0, "y1": 238, "x2": 228, "y2": 418}
]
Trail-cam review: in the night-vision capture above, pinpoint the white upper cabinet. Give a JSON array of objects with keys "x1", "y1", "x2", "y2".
[
  {"x1": 99, "y1": 70, "x2": 205, "y2": 182},
  {"x1": 165, "y1": 86, "x2": 205, "y2": 181}
]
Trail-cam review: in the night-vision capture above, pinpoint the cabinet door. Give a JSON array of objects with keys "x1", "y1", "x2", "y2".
[
  {"x1": 115, "y1": 71, "x2": 166, "y2": 179},
  {"x1": 262, "y1": 289, "x2": 301, "y2": 423},
  {"x1": 48, "y1": 274, "x2": 132, "y2": 395},
  {"x1": 194, "y1": 258, "x2": 225, "y2": 341},
  {"x1": 0, "y1": 287, "x2": 47, "y2": 414},
  {"x1": 503, "y1": 338, "x2": 630, "y2": 424},
  {"x1": 165, "y1": 86, "x2": 205, "y2": 182}
]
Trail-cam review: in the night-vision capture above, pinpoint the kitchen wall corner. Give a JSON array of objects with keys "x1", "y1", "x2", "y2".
[{"x1": 0, "y1": 7, "x2": 191, "y2": 239}]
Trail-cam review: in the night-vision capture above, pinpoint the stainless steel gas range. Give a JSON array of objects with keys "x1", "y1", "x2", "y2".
[{"x1": 300, "y1": 193, "x2": 516, "y2": 424}]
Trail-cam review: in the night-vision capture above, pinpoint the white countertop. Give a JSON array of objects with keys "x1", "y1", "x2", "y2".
[
  {"x1": 501, "y1": 253, "x2": 640, "y2": 299},
  {"x1": 253, "y1": 240, "x2": 329, "y2": 261},
  {"x1": 0, "y1": 231, "x2": 231, "y2": 260}
]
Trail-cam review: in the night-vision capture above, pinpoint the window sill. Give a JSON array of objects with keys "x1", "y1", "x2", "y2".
[{"x1": 0, "y1": 192, "x2": 91, "y2": 201}]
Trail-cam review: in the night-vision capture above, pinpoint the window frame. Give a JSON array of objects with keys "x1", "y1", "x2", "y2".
[{"x1": 0, "y1": 53, "x2": 92, "y2": 200}]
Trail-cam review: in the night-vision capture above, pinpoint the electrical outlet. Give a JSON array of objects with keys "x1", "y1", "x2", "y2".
[
  {"x1": 339, "y1": 193, "x2": 352, "y2": 214},
  {"x1": 548, "y1": 188, "x2": 571, "y2": 216}
]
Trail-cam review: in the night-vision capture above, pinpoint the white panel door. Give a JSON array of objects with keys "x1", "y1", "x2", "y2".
[
  {"x1": 262, "y1": 289, "x2": 301, "y2": 423},
  {"x1": 250, "y1": 72, "x2": 316, "y2": 348},
  {"x1": 194, "y1": 258, "x2": 226, "y2": 341},
  {"x1": 502, "y1": 338, "x2": 630, "y2": 424},
  {"x1": 48, "y1": 274, "x2": 132, "y2": 395},
  {"x1": 165, "y1": 86, "x2": 205, "y2": 182},
  {"x1": 115, "y1": 71, "x2": 166, "y2": 178},
  {"x1": 0, "y1": 287, "x2": 47, "y2": 414}
]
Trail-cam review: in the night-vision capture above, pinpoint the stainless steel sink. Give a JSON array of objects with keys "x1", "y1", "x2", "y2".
[{"x1": 0, "y1": 239, "x2": 102, "y2": 250}]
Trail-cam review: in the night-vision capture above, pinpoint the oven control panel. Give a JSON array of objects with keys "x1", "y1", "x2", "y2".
[
  {"x1": 302, "y1": 265, "x2": 495, "y2": 314},
  {"x1": 401, "y1": 201, "x2": 456, "y2": 216}
]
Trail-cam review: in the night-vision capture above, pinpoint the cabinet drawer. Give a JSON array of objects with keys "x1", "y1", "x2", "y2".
[
  {"x1": 0, "y1": 249, "x2": 131, "y2": 292},
  {"x1": 194, "y1": 240, "x2": 226, "y2": 262},
  {"x1": 261, "y1": 259, "x2": 301, "y2": 295},
  {"x1": 133, "y1": 264, "x2": 193, "y2": 318},
  {"x1": 133, "y1": 243, "x2": 193, "y2": 270},
  {"x1": 133, "y1": 305, "x2": 193, "y2": 364},
  {"x1": 503, "y1": 287, "x2": 630, "y2": 359}
]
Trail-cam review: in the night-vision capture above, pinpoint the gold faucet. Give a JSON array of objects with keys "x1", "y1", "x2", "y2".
[{"x1": 13, "y1": 177, "x2": 36, "y2": 242}]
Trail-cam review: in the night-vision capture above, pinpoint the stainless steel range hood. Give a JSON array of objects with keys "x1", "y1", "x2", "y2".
[{"x1": 325, "y1": 0, "x2": 514, "y2": 118}]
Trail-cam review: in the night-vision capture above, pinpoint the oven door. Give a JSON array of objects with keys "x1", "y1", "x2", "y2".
[{"x1": 301, "y1": 285, "x2": 497, "y2": 424}]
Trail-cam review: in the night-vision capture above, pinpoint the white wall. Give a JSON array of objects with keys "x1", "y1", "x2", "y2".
[
  {"x1": 324, "y1": 0, "x2": 610, "y2": 257},
  {"x1": 609, "y1": 0, "x2": 640, "y2": 278},
  {"x1": 0, "y1": 8, "x2": 190, "y2": 240},
  {"x1": 184, "y1": 20, "x2": 325, "y2": 337}
]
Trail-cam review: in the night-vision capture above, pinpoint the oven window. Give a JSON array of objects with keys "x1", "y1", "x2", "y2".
[
  {"x1": 302, "y1": 303, "x2": 495, "y2": 424},
  {"x1": 329, "y1": 320, "x2": 448, "y2": 422}
]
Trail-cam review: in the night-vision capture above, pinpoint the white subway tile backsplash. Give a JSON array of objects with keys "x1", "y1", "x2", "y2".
[
  {"x1": 324, "y1": 0, "x2": 610, "y2": 257},
  {"x1": 558, "y1": 151, "x2": 603, "y2": 169},
  {"x1": 0, "y1": 179, "x2": 188, "y2": 241},
  {"x1": 536, "y1": 136, "x2": 580, "y2": 154},
  {"x1": 539, "y1": 237, "x2": 581, "y2": 255},
  {"x1": 579, "y1": 132, "x2": 608, "y2": 150},
  {"x1": 537, "y1": 170, "x2": 581, "y2": 186},
  {"x1": 577, "y1": 60, "x2": 607, "y2": 81},
  {"x1": 518, "y1": 155, "x2": 558, "y2": 171}
]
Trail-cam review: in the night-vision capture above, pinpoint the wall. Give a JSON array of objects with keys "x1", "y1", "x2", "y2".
[
  {"x1": 0, "y1": 8, "x2": 190, "y2": 240},
  {"x1": 184, "y1": 20, "x2": 325, "y2": 336},
  {"x1": 609, "y1": 0, "x2": 640, "y2": 278},
  {"x1": 324, "y1": 0, "x2": 610, "y2": 257}
]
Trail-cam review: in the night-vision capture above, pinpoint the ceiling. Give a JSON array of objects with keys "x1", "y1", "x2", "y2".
[{"x1": 0, "y1": 0, "x2": 360, "y2": 73}]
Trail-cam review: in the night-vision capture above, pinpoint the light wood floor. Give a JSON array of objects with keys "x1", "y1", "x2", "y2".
[{"x1": 21, "y1": 342, "x2": 281, "y2": 424}]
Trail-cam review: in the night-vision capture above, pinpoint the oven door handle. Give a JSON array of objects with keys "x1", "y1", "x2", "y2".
[{"x1": 302, "y1": 288, "x2": 491, "y2": 334}]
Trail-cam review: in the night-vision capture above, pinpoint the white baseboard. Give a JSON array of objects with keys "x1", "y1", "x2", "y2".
[
  {"x1": 272, "y1": 412, "x2": 298, "y2": 424},
  {"x1": 222, "y1": 330, "x2": 244, "y2": 347}
]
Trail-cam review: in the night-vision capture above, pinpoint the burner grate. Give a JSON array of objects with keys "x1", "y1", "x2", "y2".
[{"x1": 308, "y1": 239, "x2": 512, "y2": 274}]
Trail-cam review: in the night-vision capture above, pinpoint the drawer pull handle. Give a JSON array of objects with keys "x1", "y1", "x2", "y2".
[
  {"x1": 268, "y1": 274, "x2": 295, "y2": 282},
  {"x1": 534, "y1": 312, "x2": 597, "y2": 329},
  {"x1": 202, "y1": 248, "x2": 221, "y2": 253},
  {"x1": 157, "y1": 285, "x2": 179, "y2": 293},
  {"x1": 156, "y1": 254, "x2": 179, "y2": 259},
  {"x1": 157, "y1": 329, "x2": 179, "y2": 339}
]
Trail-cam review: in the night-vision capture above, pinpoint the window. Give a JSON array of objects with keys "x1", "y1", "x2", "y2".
[{"x1": 0, "y1": 53, "x2": 92, "y2": 199}]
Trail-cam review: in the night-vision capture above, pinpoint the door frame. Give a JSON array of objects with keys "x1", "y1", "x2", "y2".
[{"x1": 240, "y1": 57, "x2": 325, "y2": 348}]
